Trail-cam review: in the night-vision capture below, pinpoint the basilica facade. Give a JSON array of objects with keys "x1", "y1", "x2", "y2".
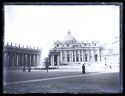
[{"x1": 48, "y1": 31, "x2": 103, "y2": 66}]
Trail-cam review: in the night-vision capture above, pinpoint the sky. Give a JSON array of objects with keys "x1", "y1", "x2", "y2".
[{"x1": 4, "y1": 5, "x2": 120, "y2": 61}]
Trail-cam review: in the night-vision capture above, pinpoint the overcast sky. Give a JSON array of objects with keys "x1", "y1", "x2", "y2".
[{"x1": 4, "y1": 5, "x2": 120, "y2": 61}]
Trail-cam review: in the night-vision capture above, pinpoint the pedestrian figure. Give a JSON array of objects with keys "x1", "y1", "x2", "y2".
[
  {"x1": 82, "y1": 64, "x2": 85, "y2": 74},
  {"x1": 46, "y1": 62, "x2": 49, "y2": 73},
  {"x1": 28, "y1": 67, "x2": 31, "y2": 72},
  {"x1": 23, "y1": 66, "x2": 25, "y2": 72},
  {"x1": 44, "y1": 57, "x2": 49, "y2": 73}
]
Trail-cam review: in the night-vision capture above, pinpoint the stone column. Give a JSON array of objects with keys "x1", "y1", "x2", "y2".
[
  {"x1": 71, "y1": 51, "x2": 73, "y2": 62},
  {"x1": 83, "y1": 50, "x2": 85, "y2": 62},
  {"x1": 37, "y1": 55, "x2": 40, "y2": 66},
  {"x1": 4, "y1": 51, "x2": 8, "y2": 67},
  {"x1": 6, "y1": 52, "x2": 9, "y2": 67},
  {"x1": 57, "y1": 55, "x2": 60, "y2": 66},
  {"x1": 19, "y1": 53, "x2": 22, "y2": 66},
  {"x1": 14, "y1": 53, "x2": 16, "y2": 66},
  {"x1": 51, "y1": 55, "x2": 54, "y2": 66},
  {"x1": 87, "y1": 50, "x2": 89, "y2": 62},
  {"x1": 97, "y1": 49, "x2": 100, "y2": 62},
  {"x1": 8, "y1": 52, "x2": 10, "y2": 67},
  {"x1": 60, "y1": 51, "x2": 62, "y2": 63},
  {"x1": 29, "y1": 54, "x2": 31, "y2": 67},
  {"x1": 16, "y1": 53, "x2": 18, "y2": 66},
  {"x1": 35, "y1": 54, "x2": 37, "y2": 66},
  {"x1": 19, "y1": 53, "x2": 21, "y2": 66},
  {"x1": 24, "y1": 54, "x2": 26, "y2": 66},
  {"x1": 69, "y1": 51, "x2": 72, "y2": 62},
  {"x1": 99, "y1": 48, "x2": 102, "y2": 61},
  {"x1": 34, "y1": 54, "x2": 35, "y2": 66},
  {"x1": 78, "y1": 50, "x2": 80, "y2": 62},
  {"x1": 87, "y1": 50, "x2": 90, "y2": 62},
  {"x1": 26, "y1": 54, "x2": 28, "y2": 67},
  {"x1": 25, "y1": 54, "x2": 27, "y2": 67},
  {"x1": 65, "y1": 51, "x2": 67, "y2": 63},
  {"x1": 31, "y1": 54, "x2": 33, "y2": 66},
  {"x1": 31, "y1": 54, "x2": 32, "y2": 66},
  {"x1": 32, "y1": 54, "x2": 34, "y2": 66},
  {"x1": 10, "y1": 52, "x2": 12, "y2": 67},
  {"x1": 33, "y1": 55, "x2": 35, "y2": 66},
  {"x1": 11, "y1": 53, "x2": 14, "y2": 67},
  {"x1": 18, "y1": 53, "x2": 20, "y2": 66},
  {"x1": 81, "y1": 50, "x2": 84, "y2": 62},
  {"x1": 50, "y1": 55, "x2": 52, "y2": 66},
  {"x1": 74, "y1": 50, "x2": 76, "y2": 62},
  {"x1": 22, "y1": 53, "x2": 24, "y2": 67},
  {"x1": 92, "y1": 48, "x2": 95, "y2": 62}
]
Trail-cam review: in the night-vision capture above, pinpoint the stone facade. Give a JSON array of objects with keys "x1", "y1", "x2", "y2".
[
  {"x1": 48, "y1": 32, "x2": 103, "y2": 66},
  {"x1": 101, "y1": 37, "x2": 119, "y2": 65}
]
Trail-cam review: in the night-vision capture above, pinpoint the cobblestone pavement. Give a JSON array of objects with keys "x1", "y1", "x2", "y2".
[
  {"x1": 3, "y1": 70, "x2": 122, "y2": 94},
  {"x1": 3, "y1": 70, "x2": 85, "y2": 82}
]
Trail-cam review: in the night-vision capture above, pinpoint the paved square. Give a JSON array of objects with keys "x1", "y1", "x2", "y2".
[{"x1": 3, "y1": 69, "x2": 122, "y2": 94}]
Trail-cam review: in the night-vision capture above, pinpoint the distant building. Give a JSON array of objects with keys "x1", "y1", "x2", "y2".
[
  {"x1": 101, "y1": 36, "x2": 119, "y2": 65},
  {"x1": 48, "y1": 31, "x2": 103, "y2": 66}
]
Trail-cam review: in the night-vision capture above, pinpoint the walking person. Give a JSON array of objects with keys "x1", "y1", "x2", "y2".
[
  {"x1": 82, "y1": 64, "x2": 85, "y2": 74},
  {"x1": 46, "y1": 62, "x2": 49, "y2": 73},
  {"x1": 28, "y1": 67, "x2": 31, "y2": 72},
  {"x1": 23, "y1": 66, "x2": 25, "y2": 72}
]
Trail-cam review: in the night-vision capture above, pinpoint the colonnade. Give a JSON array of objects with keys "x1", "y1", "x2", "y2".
[
  {"x1": 49, "y1": 48, "x2": 101, "y2": 66},
  {"x1": 60, "y1": 49, "x2": 101, "y2": 63},
  {"x1": 3, "y1": 43, "x2": 41, "y2": 67}
]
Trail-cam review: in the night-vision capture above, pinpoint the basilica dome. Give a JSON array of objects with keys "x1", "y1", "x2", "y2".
[{"x1": 63, "y1": 31, "x2": 77, "y2": 43}]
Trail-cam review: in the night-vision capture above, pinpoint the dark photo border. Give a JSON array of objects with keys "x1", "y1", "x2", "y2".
[{"x1": 2, "y1": 2, "x2": 123, "y2": 95}]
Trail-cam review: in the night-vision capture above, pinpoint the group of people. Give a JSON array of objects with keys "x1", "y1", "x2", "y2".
[
  {"x1": 22, "y1": 64, "x2": 86, "y2": 73},
  {"x1": 23, "y1": 66, "x2": 31, "y2": 72}
]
